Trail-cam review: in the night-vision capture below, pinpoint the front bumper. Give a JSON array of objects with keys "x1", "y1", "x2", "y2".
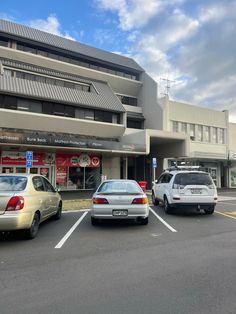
[{"x1": 0, "y1": 211, "x2": 33, "y2": 231}]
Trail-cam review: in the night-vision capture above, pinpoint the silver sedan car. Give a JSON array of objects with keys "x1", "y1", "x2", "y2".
[
  {"x1": 0, "y1": 174, "x2": 62, "y2": 239},
  {"x1": 91, "y1": 179, "x2": 149, "y2": 225}
]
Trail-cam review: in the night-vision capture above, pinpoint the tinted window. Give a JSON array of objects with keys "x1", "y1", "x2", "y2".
[
  {"x1": 98, "y1": 181, "x2": 142, "y2": 194},
  {"x1": 0, "y1": 176, "x2": 27, "y2": 191},
  {"x1": 174, "y1": 173, "x2": 213, "y2": 186},
  {"x1": 32, "y1": 177, "x2": 45, "y2": 191}
]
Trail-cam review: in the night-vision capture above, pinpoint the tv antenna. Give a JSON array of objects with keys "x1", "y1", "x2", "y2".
[{"x1": 160, "y1": 78, "x2": 175, "y2": 96}]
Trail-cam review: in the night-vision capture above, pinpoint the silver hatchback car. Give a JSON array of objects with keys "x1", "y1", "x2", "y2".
[
  {"x1": 0, "y1": 174, "x2": 62, "y2": 239},
  {"x1": 91, "y1": 179, "x2": 149, "y2": 225}
]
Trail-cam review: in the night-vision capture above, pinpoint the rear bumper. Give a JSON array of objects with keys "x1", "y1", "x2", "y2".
[
  {"x1": 91, "y1": 205, "x2": 149, "y2": 219},
  {"x1": 169, "y1": 203, "x2": 216, "y2": 210},
  {"x1": 0, "y1": 211, "x2": 33, "y2": 231}
]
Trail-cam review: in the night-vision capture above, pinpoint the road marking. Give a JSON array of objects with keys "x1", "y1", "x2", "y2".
[
  {"x1": 149, "y1": 207, "x2": 177, "y2": 232},
  {"x1": 215, "y1": 211, "x2": 236, "y2": 220},
  {"x1": 217, "y1": 201, "x2": 236, "y2": 206},
  {"x1": 55, "y1": 211, "x2": 88, "y2": 249}
]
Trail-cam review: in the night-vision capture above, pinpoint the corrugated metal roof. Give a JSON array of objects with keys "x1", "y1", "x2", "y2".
[
  {"x1": 0, "y1": 76, "x2": 126, "y2": 113},
  {"x1": 0, "y1": 19, "x2": 143, "y2": 72}
]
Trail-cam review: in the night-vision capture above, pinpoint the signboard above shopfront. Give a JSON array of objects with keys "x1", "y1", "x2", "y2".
[{"x1": 0, "y1": 128, "x2": 146, "y2": 153}]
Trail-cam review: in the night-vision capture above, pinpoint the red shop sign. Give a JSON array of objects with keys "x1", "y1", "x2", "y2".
[
  {"x1": 56, "y1": 153, "x2": 101, "y2": 168},
  {"x1": 1, "y1": 151, "x2": 45, "y2": 166}
]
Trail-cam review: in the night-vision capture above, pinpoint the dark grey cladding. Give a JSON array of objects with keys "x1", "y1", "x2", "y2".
[
  {"x1": 0, "y1": 75, "x2": 126, "y2": 113},
  {"x1": 0, "y1": 19, "x2": 143, "y2": 72}
]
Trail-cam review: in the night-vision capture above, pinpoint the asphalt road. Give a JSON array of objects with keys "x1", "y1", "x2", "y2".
[{"x1": 1, "y1": 193, "x2": 236, "y2": 314}]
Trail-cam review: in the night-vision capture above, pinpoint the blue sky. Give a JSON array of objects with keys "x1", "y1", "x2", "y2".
[{"x1": 1, "y1": 0, "x2": 236, "y2": 121}]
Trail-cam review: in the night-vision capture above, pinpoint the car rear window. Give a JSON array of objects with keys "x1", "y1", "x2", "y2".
[
  {"x1": 174, "y1": 172, "x2": 213, "y2": 186},
  {"x1": 0, "y1": 176, "x2": 27, "y2": 191},
  {"x1": 98, "y1": 181, "x2": 143, "y2": 194}
]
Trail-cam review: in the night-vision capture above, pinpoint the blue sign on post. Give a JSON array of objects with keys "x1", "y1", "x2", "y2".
[
  {"x1": 26, "y1": 151, "x2": 33, "y2": 168},
  {"x1": 152, "y1": 157, "x2": 157, "y2": 168}
]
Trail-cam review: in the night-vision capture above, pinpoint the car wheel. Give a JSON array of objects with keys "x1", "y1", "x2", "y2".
[
  {"x1": 204, "y1": 206, "x2": 215, "y2": 215},
  {"x1": 140, "y1": 217, "x2": 149, "y2": 225},
  {"x1": 91, "y1": 217, "x2": 99, "y2": 226},
  {"x1": 152, "y1": 192, "x2": 159, "y2": 205},
  {"x1": 25, "y1": 213, "x2": 40, "y2": 239},
  {"x1": 54, "y1": 202, "x2": 62, "y2": 220},
  {"x1": 164, "y1": 197, "x2": 171, "y2": 214}
]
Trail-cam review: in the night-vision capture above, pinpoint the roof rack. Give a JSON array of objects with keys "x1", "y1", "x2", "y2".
[{"x1": 165, "y1": 166, "x2": 200, "y2": 172}]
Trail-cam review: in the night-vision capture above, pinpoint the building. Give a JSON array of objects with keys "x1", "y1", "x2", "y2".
[
  {"x1": 1, "y1": 19, "x2": 234, "y2": 189},
  {"x1": 161, "y1": 96, "x2": 229, "y2": 187}
]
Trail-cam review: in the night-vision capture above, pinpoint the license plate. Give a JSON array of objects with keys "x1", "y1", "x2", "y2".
[
  {"x1": 191, "y1": 189, "x2": 202, "y2": 194},
  {"x1": 113, "y1": 210, "x2": 128, "y2": 216}
]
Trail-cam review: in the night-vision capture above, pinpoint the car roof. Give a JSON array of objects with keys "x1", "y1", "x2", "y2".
[
  {"x1": 164, "y1": 170, "x2": 209, "y2": 175},
  {"x1": 0, "y1": 173, "x2": 42, "y2": 177}
]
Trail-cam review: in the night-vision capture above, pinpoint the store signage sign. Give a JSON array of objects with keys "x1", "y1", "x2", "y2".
[
  {"x1": 229, "y1": 151, "x2": 236, "y2": 160},
  {"x1": 0, "y1": 129, "x2": 146, "y2": 153},
  {"x1": 1, "y1": 151, "x2": 45, "y2": 166},
  {"x1": 26, "y1": 151, "x2": 33, "y2": 168},
  {"x1": 56, "y1": 153, "x2": 101, "y2": 168}
]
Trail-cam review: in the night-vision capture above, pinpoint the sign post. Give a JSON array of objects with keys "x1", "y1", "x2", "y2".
[
  {"x1": 152, "y1": 157, "x2": 157, "y2": 182},
  {"x1": 26, "y1": 151, "x2": 33, "y2": 174}
]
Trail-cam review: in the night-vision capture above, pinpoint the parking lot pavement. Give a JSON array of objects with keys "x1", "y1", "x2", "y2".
[{"x1": 1, "y1": 193, "x2": 236, "y2": 314}]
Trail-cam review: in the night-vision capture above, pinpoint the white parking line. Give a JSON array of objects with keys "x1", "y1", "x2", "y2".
[
  {"x1": 149, "y1": 207, "x2": 177, "y2": 233},
  {"x1": 55, "y1": 211, "x2": 88, "y2": 249}
]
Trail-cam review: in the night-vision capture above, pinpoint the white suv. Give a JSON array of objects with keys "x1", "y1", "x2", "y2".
[{"x1": 152, "y1": 167, "x2": 218, "y2": 214}]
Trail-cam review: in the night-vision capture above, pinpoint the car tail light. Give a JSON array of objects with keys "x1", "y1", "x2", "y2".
[
  {"x1": 132, "y1": 197, "x2": 148, "y2": 204},
  {"x1": 6, "y1": 196, "x2": 24, "y2": 211},
  {"x1": 172, "y1": 183, "x2": 185, "y2": 189},
  {"x1": 93, "y1": 197, "x2": 109, "y2": 204}
]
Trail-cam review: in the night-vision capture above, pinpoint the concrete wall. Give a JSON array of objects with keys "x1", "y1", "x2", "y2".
[
  {"x1": 138, "y1": 72, "x2": 163, "y2": 130},
  {"x1": 229, "y1": 123, "x2": 236, "y2": 153},
  {"x1": 102, "y1": 156, "x2": 120, "y2": 179},
  {"x1": 0, "y1": 109, "x2": 125, "y2": 138}
]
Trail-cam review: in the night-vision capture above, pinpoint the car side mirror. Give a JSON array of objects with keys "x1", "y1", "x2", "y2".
[{"x1": 55, "y1": 187, "x2": 61, "y2": 192}]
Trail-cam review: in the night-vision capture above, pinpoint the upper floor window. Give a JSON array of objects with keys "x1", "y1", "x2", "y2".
[
  {"x1": 181, "y1": 122, "x2": 187, "y2": 134},
  {"x1": 204, "y1": 126, "x2": 210, "y2": 142},
  {"x1": 212, "y1": 127, "x2": 217, "y2": 143},
  {"x1": 0, "y1": 36, "x2": 9, "y2": 47},
  {"x1": 218, "y1": 128, "x2": 225, "y2": 144},
  {"x1": 172, "y1": 121, "x2": 178, "y2": 132},
  {"x1": 196, "y1": 125, "x2": 203, "y2": 141},
  {"x1": 127, "y1": 119, "x2": 143, "y2": 129},
  {"x1": 15, "y1": 41, "x2": 139, "y2": 81},
  {"x1": 117, "y1": 95, "x2": 138, "y2": 106},
  {"x1": 189, "y1": 124, "x2": 195, "y2": 140}
]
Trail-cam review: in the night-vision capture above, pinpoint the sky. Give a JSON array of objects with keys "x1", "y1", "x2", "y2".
[{"x1": 1, "y1": 0, "x2": 236, "y2": 122}]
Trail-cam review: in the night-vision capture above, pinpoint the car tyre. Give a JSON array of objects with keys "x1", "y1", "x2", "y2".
[
  {"x1": 25, "y1": 212, "x2": 40, "y2": 239},
  {"x1": 54, "y1": 202, "x2": 62, "y2": 220},
  {"x1": 91, "y1": 217, "x2": 99, "y2": 226},
  {"x1": 204, "y1": 206, "x2": 215, "y2": 215},
  {"x1": 140, "y1": 217, "x2": 149, "y2": 225},
  {"x1": 164, "y1": 197, "x2": 172, "y2": 214},
  {"x1": 152, "y1": 192, "x2": 159, "y2": 205}
]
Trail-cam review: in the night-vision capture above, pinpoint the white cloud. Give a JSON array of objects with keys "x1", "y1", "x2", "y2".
[
  {"x1": 95, "y1": 0, "x2": 164, "y2": 30},
  {"x1": 27, "y1": 15, "x2": 75, "y2": 40}
]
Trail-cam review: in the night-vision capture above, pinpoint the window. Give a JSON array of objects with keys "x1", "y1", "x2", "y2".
[
  {"x1": 0, "y1": 36, "x2": 8, "y2": 47},
  {"x1": 4, "y1": 96, "x2": 17, "y2": 110},
  {"x1": 54, "y1": 104, "x2": 65, "y2": 116},
  {"x1": 32, "y1": 176, "x2": 45, "y2": 192},
  {"x1": 84, "y1": 110, "x2": 94, "y2": 120},
  {"x1": 75, "y1": 108, "x2": 85, "y2": 119},
  {"x1": 181, "y1": 122, "x2": 187, "y2": 133},
  {"x1": 127, "y1": 119, "x2": 143, "y2": 129},
  {"x1": 218, "y1": 128, "x2": 225, "y2": 144},
  {"x1": 117, "y1": 95, "x2": 138, "y2": 106},
  {"x1": 212, "y1": 127, "x2": 217, "y2": 143},
  {"x1": 4, "y1": 69, "x2": 13, "y2": 77},
  {"x1": 204, "y1": 126, "x2": 210, "y2": 142},
  {"x1": 172, "y1": 121, "x2": 178, "y2": 132},
  {"x1": 43, "y1": 102, "x2": 54, "y2": 115},
  {"x1": 197, "y1": 125, "x2": 203, "y2": 141},
  {"x1": 42, "y1": 177, "x2": 55, "y2": 192},
  {"x1": 189, "y1": 124, "x2": 195, "y2": 140},
  {"x1": 64, "y1": 106, "x2": 75, "y2": 118}
]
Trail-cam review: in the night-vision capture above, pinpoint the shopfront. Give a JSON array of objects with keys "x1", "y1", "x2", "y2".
[
  {"x1": 0, "y1": 151, "x2": 52, "y2": 180},
  {"x1": 56, "y1": 153, "x2": 101, "y2": 190}
]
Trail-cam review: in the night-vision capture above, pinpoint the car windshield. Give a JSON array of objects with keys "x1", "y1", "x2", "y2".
[
  {"x1": 97, "y1": 181, "x2": 143, "y2": 194},
  {"x1": 0, "y1": 176, "x2": 28, "y2": 191},
  {"x1": 174, "y1": 172, "x2": 213, "y2": 186}
]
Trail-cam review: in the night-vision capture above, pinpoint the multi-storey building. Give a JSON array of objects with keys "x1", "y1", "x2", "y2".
[{"x1": 1, "y1": 19, "x2": 235, "y2": 189}]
